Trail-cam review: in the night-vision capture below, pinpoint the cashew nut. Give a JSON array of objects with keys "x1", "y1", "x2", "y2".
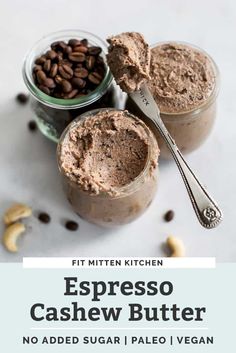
[
  {"x1": 3, "y1": 203, "x2": 32, "y2": 225},
  {"x1": 166, "y1": 236, "x2": 185, "y2": 257},
  {"x1": 2, "y1": 222, "x2": 26, "y2": 253}
]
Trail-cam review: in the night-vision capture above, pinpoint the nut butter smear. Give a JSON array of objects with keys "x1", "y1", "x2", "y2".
[
  {"x1": 107, "y1": 32, "x2": 151, "y2": 92},
  {"x1": 149, "y1": 43, "x2": 216, "y2": 113},
  {"x1": 59, "y1": 110, "x2": 158, "y2": 196}
]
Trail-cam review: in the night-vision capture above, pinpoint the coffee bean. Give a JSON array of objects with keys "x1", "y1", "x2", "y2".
[
  {"x1": 96, "y1": 65, "x2": 106, "y2": 76},
  {"x1": 74, "y1": 67, "x2": 88, "y2": 78},
  {"x1": 43, "y1": 59, "x2": 51, "y2": 72},
  {"x1": 86, "y1": 55, "x2": 95, "y2": 70},
  {"x1": 164, "y1": 210, "x2": 175, "y2": 222},
  {"x1": 38, "y1": 84, "x2": 50, "y2": 95},
  {"x1": 64, "y1": 89, "x2": 79, "y2": 99},
  {"x1": 64, "y1": 45, "x2": 72, "y2": 55},
  {"x1": 65, "y1": 220, "x2": 79, "y2": 231},
  {"x1": 80, "y1": 38, "x2": 88, "y2": 46},
  {"x1": 51, "y1": 41, "x2": 61, "y2": 50},
  {"x1": 54, "y1": 92, "x2": 64, "y2": 99},
  {"x1": 49, "y1": 63, "x2": 58, "y2": 78},
  {"x1": 68, "y1": 52, "x2": 85, "y2": 62},
  {"x1": 16, "y1": 93, "x2": 29, "y2": 104},
  {"x1": 33, "y1": 38, "x2": 105, "y2": 99},
  {"x1": 51, "y1": 41, "x2": 67, "y2": 51},
  {"x1": 55, "y1": 75, "x2": 63, "y2": 85},
  {"x1": 43, "y1": 78, "x2": 56, "y2": 89},
  {"x1": 35, "y1": 55, "x2": 46, "y2": 65},
  {"x1": 28, "y1": 120, "x2": 37, "y2": 131},
  {"x1": 71, "y1": 77, "x2": 86, "y2": 88},
  {"x1": 68, "y1": 38, "x2": 81, "y2": 47},
  {"x1": 46, "y1": 50, "x2": 57, "y2": 60},
  {"x1": 74, "y1": 45, "x2": 88, "y2": 53},
  {"x1": 38, "y1": 212, "x2": 51, "y2": 224},
  {"x1": 88, "y1": 46, "x2": 102, "y2": 55},
  {"x1": 61, "y1": 80, "x2": 72, "y2": 93},
  {"x1": 61, "y1": 59, "x2": 73, "y2": 67},
  {"x1": 88, "y1": 72, "x2": 102, "y2": 85},
  {"x1": 36, "y1": 70, "x2": 47, "y2": 84},
  {"x1": 33, "y1": 64, "x2": 42, "y2": 72},
  {"x1": 56, "y1": 51, "x2": 64, "y2": 62},
  {"x1": 58, "y1": 64, "x2": 73, "y2": 79},
  {"x1": 97, "y1": 56, "x2": 105, "y2": 65}
]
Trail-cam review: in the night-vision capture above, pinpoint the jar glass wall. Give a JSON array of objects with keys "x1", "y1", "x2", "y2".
[{"x1": 23, "y1": 30, "x2": 118, "y2": 142}]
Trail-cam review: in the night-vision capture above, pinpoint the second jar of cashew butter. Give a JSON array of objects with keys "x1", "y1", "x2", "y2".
[
  {"x1": 57, "y1": 108, "x2": 159, "y2": 226},
  {"x1": 126, "y1": 42, "x2": 220, "y2": 158}
]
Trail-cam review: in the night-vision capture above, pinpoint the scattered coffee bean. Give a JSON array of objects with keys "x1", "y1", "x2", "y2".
[
  {"x1": 16, "y1": 93, "x2": 29, "y2": 104},
  {"x1": 38, "y1": 212, "x2": 51, "y2": 224},
  {"x1": 164, "y1": 210, "x2": 175, "y2": 222},
  {"x1": 28, "y1": 120, "x2": 37, "y2": 131},
  {"x1": 33, "y1": 37, "x2": 105, "y2": 99},
  {"x1": 65, "y1": 220, "x2": 79, "y2": 231}
]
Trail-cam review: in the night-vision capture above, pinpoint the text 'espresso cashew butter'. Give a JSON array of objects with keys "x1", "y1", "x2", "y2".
[{"x1": 58, "y1": 109, "x2": 159, "y2": 226}]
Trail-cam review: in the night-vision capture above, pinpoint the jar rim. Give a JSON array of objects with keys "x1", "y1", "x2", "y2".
[
  {"x1": 57, "y1": 108, "x2": 158, "y2": 199},
  {"x1": 150, "y1": 40, "x2": 220, "y2": 117},
  {"x1": 22, "y1": 29, "x2": 113, "y2": 110}
]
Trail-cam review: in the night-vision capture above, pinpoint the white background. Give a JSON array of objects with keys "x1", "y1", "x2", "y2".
[{"x1": 0, "y1": 0, "x2": 235, "y2": 262}]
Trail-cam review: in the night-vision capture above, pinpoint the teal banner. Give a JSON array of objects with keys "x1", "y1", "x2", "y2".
[{"x1": 1, "y1": 263, "x2": 235, "y2": 352}]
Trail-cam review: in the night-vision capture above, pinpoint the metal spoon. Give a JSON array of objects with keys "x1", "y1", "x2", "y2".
[{"x1": 130, "y1": 84, "x2": 223, "y2": 229}]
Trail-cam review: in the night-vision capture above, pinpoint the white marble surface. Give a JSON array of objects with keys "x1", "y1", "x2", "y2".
[{"x1": 0, "y1": 0, "x2": 235, "y2": 262}]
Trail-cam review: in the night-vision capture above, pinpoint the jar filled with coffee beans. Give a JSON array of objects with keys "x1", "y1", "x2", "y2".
[{"x1": 23, "y1": 30, "x2": 118, "y2": 142}]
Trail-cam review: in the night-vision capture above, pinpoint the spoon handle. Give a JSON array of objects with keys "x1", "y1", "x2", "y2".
[{"x1": 130, "y1": 85, "x2": 223, "y2": 229}]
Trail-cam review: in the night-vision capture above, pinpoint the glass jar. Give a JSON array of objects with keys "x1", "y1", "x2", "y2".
[
  {"x1": 57, "y1": 108, "x2": 159, "y2": 227},
  {"x1": 23, "y1": 30, "x2": 118, "y2": 142},
  {"x1": 126, "y1": 42, "x2": 220, "y2": 159}
]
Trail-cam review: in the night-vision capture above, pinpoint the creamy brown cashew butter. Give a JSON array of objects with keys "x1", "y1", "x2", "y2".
[
  {"x1": 58, "y1": 109, "x2": 159, "y2": 226},
  {"x1": 149, "y1": 43, "x2": 215, "y2": 113},
  {"x1": 107, "y1": 32, "x2": 151, "y2": 93},
  {"x1": 125, "y1": 41, "x2": 219, "y2": 157}
]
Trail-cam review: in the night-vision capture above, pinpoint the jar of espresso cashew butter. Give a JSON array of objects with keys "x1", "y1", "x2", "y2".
[
  {"x1": 57, "y1": 108, "x2": 159, "y2": 226},
  {"x1": 126, "y1": 42, "x2": 220, "y2": 158}
]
